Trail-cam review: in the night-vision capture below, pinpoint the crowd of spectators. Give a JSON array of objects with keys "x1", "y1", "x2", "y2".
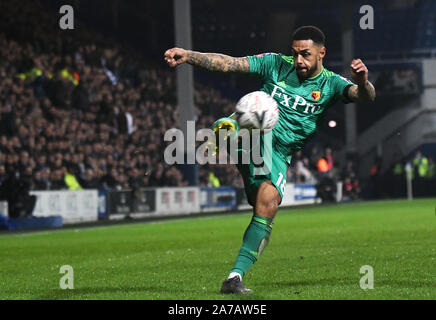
[
  {"x1": 0, "y1": 32, "x2": 188, "y2": 191},
  {"x1": 4, "y1": 0, "x2": 432, "y2": 209},
  {"x1": 0, "y1": 0, "x2": 256, "y2": 196},
  {"x1": 0, "y1": 0, "x2": 358, "y2": 204},
  {"x1": 364, "y1": 151, "x2": 436, "y2": 199},
  {"x1": 0, "y1": 0, "x2": 192, "y2": 196},
  {"x1": 286, "y1": 145, "x2": 360, "y2": 203}
]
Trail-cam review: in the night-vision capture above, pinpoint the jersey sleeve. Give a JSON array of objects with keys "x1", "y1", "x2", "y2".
[
  {"x1": 330, "y1": 74, "x2": 354, "y2": 104},
  {"x1": 246, "y1": 53, "x2": 281, "y2": 81}
]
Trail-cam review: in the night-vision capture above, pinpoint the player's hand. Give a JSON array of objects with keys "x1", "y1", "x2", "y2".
[
  {"x1": 164, "y1": 47, "x2": 188, "y2": 67},
  {"x1": 350, "y1": 59, "x2": 368, "y2": 86}
]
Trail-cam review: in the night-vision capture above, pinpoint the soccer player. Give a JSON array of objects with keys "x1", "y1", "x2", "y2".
[{"x1": 164, "y1": 26, "x2": 375, "y2": 294}]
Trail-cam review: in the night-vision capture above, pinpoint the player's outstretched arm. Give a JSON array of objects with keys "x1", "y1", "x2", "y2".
[
  {"x1": 348, "y1": 59, "x2": 376, "y2": 103},
  {"x1": 164, "y1": 47, "x2": 249, "y2": 73}
]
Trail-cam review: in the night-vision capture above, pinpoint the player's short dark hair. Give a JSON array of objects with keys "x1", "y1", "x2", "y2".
[{"x1": 292, "y1": 26, "x2": 325, "y2": 46}]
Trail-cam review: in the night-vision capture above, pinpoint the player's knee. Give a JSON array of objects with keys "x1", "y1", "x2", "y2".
[
  {"x1": 254, "y1": 182, "x2": 280, "y2": 219},
  {"x1": 255, "y1": 202, "x2": 277, "y2": 219},
  {"x1": 255, "y1": 197, "x2": 278, "y2": 219}
]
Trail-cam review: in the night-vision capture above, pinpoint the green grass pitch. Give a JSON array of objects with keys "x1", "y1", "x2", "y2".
[{"x1": 1, "y1": 198, "x2": 435, "y2": 300}]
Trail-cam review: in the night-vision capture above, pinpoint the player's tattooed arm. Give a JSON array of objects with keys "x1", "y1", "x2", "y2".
[
  {"x1": 348, "y1": 59, "x2": 376, "y2": 103},
  {"x1": 348, "y1": 81, "x2": 376, "y2": 103},
  {"x1": 186, "y1": 51, "x2": 249, "y2": 73},
  {"x1": 164, "y1": 47, "x2": 249, "y2": 73}
]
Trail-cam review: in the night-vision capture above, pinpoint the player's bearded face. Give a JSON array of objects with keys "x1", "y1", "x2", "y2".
[{"x1": 292, "y1": 40, "x2": 325, "y2": 80}]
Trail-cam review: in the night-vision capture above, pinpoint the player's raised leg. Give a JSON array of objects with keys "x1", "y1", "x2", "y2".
[{"x1": 220, "y1": 181, "x2": 281, "y2": 294}]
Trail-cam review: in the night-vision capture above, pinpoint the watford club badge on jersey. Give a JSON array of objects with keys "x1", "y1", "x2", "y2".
[{"x1": 311, "y1": 90, "x2": 321, "y2": 101}]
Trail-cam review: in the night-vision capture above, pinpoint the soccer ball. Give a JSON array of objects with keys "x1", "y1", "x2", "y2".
[{"x1": 235, "y1": 91, "x2": 279, "y2": 130}]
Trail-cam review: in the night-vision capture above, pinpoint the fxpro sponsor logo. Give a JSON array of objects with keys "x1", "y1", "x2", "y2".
[{"x1": 271, "y1": 85, "x2": 322, "y2": 114}]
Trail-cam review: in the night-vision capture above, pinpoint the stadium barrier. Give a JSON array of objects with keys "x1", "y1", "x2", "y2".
[
  {"x1": 236, "y1": 188, "x2": 251, "y2": 210},
  {"x1": 156, "y1": 187, "x2": 200, "y2": 216},
  {"x1": 30, "y1": 190, "x2": 99, "y2": 224},
  {"x1": 22, "y1": 184, "x2": 321, "y2": 226},
  {"x1": 105, "y1": 188, "x2": 157, "y2": 219},
  {"x1": 104, "y1": 184, "x2": 319, "y2": 220},
  {"x1": 7, "y1": 216, "x2": 63, "y2": 230},
  {"x1": 238, "y1": 183, "x2": 319, "y2": 210},
  {"x1": 200, "y1": 187, "x2": 237, "y2": 212},
  {"x1": 106, "y1": 189, "x2": 133, "y2": 219},
  {"x1": 0, "y1": 201, "x2": 8, "y2": 217},
  {"x1": 292, "y1": 184, "x2": 319, "y2": 204},
  {"x1": 336, "y1": 181, "x2": 343, "y2": 202},
  {"x1": 103, "y1": 187, "x2": 200, "y2": 220}
]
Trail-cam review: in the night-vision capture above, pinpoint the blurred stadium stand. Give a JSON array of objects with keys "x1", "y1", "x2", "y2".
[{"x1": 0, "y1": 0, "x2": 434, "y2": 222}]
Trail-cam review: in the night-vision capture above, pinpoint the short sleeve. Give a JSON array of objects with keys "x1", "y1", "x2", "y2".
[
  {"x1": 247, "y1": 53, "x2": 280, "y2": 81},
  {"x1": 331, "y1": 74, "x2": 354, "y2": 104}
]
